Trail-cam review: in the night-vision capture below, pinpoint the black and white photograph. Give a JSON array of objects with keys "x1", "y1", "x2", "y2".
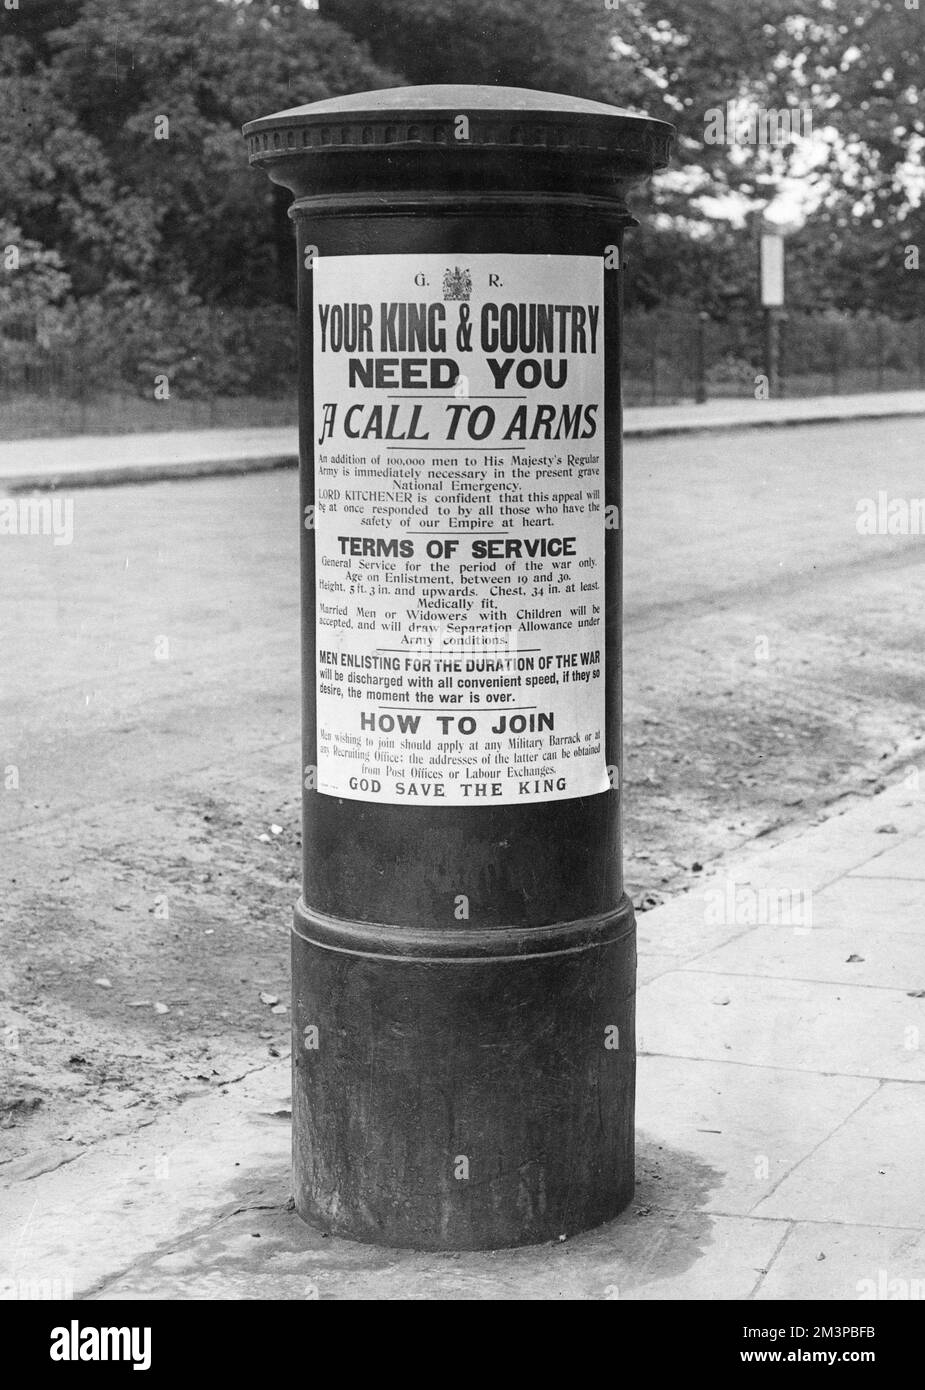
[{"x1": 1, "y1": 0, "x2": 923, "y2": 1338}]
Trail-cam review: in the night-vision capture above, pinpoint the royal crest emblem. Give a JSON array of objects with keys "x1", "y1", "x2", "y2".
[{"x1": 442, "y1": 266, "x2": 472, "y2": 301}]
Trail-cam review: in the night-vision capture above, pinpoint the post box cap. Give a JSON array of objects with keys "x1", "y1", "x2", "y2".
[{"x1": 244, "y1": 83, "x2": 673, "y2": 175}]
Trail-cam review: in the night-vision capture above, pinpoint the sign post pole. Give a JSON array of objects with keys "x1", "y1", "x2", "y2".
[
  {"x1": 245, "y1": 85, "x2": 672, "y2": 1251},
  {"x1": 760, "y1": 226, "x2": 786, "y2": 396}
]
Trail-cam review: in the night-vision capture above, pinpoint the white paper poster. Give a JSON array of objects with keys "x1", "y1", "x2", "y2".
[{"x1": 311, "y1": 252, "x2": 608, "y2": 806}]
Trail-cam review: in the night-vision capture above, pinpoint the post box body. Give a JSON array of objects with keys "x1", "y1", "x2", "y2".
[{"x1": 245, "y1": 87, "x2": 672, "y2": 1250}]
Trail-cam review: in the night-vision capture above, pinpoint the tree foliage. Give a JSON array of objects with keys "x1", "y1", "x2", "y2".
[
  {"x1": 319, "y1": 0, "x2": 623, "y2": 101},
  {"x1": 0, "y1": 0, "x2": 920, "y2": 401},
  {"x1": 2, "y1": 0, "x2": 398, "y2": 308},
  {"x1": 323, "y1": 0, "x2": 924, "y2": 316}
]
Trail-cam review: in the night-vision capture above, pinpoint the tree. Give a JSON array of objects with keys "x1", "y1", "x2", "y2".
[
  {"x1": 319, "y1": 0, "x2": 628, "y2": 102},
  {"x1": 321, "y1": 0, "x2": 924, "y2": 316},
  {"x1": 2, "y1": 0, "x2": 920, "y2": 371},
  {"x1": 2, "y1": 0, "x2": 400, "y2": 307}
]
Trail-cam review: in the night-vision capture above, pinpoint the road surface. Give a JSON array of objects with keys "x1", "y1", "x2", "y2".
[{"x1": 2, "y1": 416, "x2": 924, "y2": 1164}]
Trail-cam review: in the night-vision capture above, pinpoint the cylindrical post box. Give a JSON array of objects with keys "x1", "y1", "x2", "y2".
[{"x1": 244, "y1": 85, "x2": 672, "y2": 1250}]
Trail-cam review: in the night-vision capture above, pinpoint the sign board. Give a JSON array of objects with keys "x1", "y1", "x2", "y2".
[{"x1": 760, "y1": 232, "x2": 785, "y2": 307}]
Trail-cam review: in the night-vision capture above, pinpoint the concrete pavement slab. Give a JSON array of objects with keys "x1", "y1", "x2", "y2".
[
  {"x1": 804, "y1": 877, "x2": 925, "y2": 936},
  {"x1": 638, "y1": 971, "x2": 925, "y2": 1080},
  {"x1": 89, "y1": 1208, "x2": 788, "y2": 1301},
  {"x1": 0, "y1": 428, "x2": 298, "y2": 491},
  {"x1": 621, "y1": 390, "x2": 925, "y2": 438},
  {"x1": 635, "y1": 1055, "x2": 876, "y2": 1215},
  {"x1": 848, "y1": 836, "x2": 925, "y2": 881},
  {"x1": 728, "y1": 797, "x2": 925, "y2": 894},
  {"x1": 635, "y1": 891, "x2": 747, "y2": 964},
  {"x1": 754, "y1": 1223, "x2": 925, "y2": 1301},
  {"x1": 754, "y1": 1083, "x2": 925, "y2": 1228},
  {"x1": 688, "y1": 924, "x2": 925, "y2": 991},
  {"x1": 0, "y1": 1060, "x2": 292, "y2": 1298},
  {"x1": 637, "y1": 951, "x2": 683, "y2": 985}
]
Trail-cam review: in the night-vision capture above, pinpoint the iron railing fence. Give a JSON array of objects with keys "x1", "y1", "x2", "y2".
[
  {"x1": 1, "y1": 308, "x2": 923, "y2": 436},
  {"x1": 621, "y1": 308, "x2": 925, "y2": 406}
]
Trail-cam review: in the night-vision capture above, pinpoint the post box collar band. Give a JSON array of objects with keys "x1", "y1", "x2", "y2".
[
  {"x1": 292, "y1": 897, "x2": 636, "y2": 964},
  {"x1": 243, "y1": 83, "x2": 673, "y2": 176}
]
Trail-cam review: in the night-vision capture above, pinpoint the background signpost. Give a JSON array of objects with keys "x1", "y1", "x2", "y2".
[{"x1": 761, "y1": 226, "x2": 786, "y2": 396}]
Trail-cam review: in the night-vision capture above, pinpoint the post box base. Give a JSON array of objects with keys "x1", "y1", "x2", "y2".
[{"x1": 291, "y1": 897, "x2": 636, "y2": 1250}]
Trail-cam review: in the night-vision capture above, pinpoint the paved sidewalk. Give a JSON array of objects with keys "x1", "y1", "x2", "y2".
[
  {"x1": 1, "y1": 781, "x2": 923, "y2": 1300},
  {"x1": 2, "y1": 390, "x2": 924, "y2": 491},
  {"x1": 0, "y1": 427, "x2": 298, "y2": 492}
]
